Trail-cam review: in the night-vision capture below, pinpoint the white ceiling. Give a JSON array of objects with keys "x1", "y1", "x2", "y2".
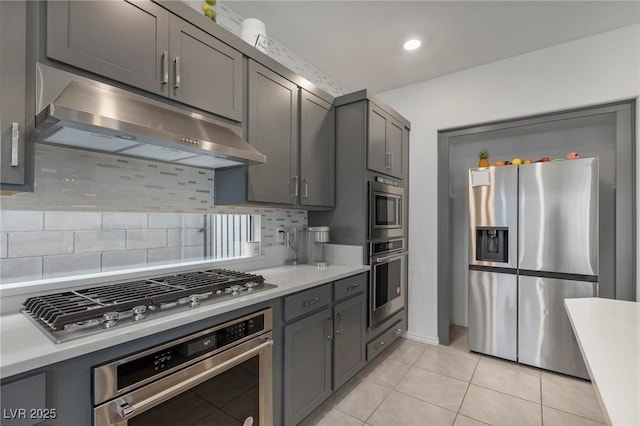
[{"x1": 227, "y1": 1, "x2": 640, "y2": 93}]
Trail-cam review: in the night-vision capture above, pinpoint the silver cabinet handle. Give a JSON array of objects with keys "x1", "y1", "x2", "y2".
[
  {"x1": 385, "y1": 152, "x2": 392, "y2": 169},
  {"x1": 328, "y1": 317, "x2": 333, "y2": 340},
  {"x1": 302, "y1": 177, "x2": 309, "y2": 198},
  {"x1": 389, "y1": 153, "x2": 394, "y2": 170},
  {"x1": 374, "y1": 340, "x2": 385, "y2": 350},
  {"x1": 336, "y1": 313, "x2": 342, "y2": 335},
  {"x1": 291, "y1": 176, "x2": 299, "y2": 197},
  {"x1": 161, "y1": 51, "x2": 169, "y2": 85},
  {"x1": 11, "y1": 122, "x2": 19, "y2": 167},
  {"x1": 174, "y1": 56, "x2": 181, "y2": 89},
  {"x1": 303, "y1": 297, "x2": 320, "y2": 307},
  {"x1": 346, "y1": 283, "x2": 360, "y2": 291},
  {"x1": 392, "y1": 328, "x2": 402, "y2": 336}
]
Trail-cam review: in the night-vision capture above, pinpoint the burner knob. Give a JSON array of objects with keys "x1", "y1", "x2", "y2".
[
  {"x1": 231, "y1": 290, "x2": 239, "y2": 296},
  {"x1": 216, "y1": 289, "x2": 222, "y2": 295},
  {"x1": 116, "y1": 399, "x2": 134, "y2": 419},
  {"x1": 246, "y1": 282, "x2": 257, "y2": 288},
  {"x1": 102, "y1": 312, "x2": 119, "y2": 328},
  {"x1": 132, "y1": 305, "x2": 147, "y2": 321},
  {"x1": 231, "y1": 285, "x2": 241, "y2": 292},
  {"x1": 189, "y1": 295, "x2": 201, "y2": 307}
]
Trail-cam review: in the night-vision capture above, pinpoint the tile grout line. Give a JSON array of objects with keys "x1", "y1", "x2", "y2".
[{"x1": 453, "y1": 354, "x2": 481, "y2": 425}]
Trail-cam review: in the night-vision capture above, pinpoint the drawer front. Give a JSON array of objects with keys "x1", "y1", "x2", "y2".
[
  {"x1": 334, "y1": 273, "x2": 366, "y2": 302},
  {"x1": 366, "y1": 318, "x2": 406, "y2": 361},
  {"x1": 284, "y1": 284, "x2": 332, "y2": 322}
]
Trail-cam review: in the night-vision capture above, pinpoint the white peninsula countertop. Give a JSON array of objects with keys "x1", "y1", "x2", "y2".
[
  {"x1": 565, "y1": 298, "x2": 640, "y2": 426},
  {"x1": 0, "y1": 263, "x2": 369, "y2": 379}
]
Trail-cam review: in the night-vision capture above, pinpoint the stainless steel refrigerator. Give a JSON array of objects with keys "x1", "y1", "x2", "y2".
[{"x1": 468, "y1": 158, "x2": 598, "y2": 379}]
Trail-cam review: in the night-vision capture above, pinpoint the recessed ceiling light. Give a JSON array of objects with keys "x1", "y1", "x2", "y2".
[{"x1": 403, "y1": 39, "x2": 421, "y2": 51}]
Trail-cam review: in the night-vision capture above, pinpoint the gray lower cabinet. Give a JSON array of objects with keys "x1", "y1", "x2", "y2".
[
  {"x1": 1, "y1": 1, "x2": 28, "y2": 190},
  {"x1": 300, "y1": 90, "x2": 335, "y2": 208},
  {"x1": 46, "y1": 1, "x2": 243, "y2": 121},
  {"x1": 284, "y1": 307, "x2": 332, "y2": 426},
  {"x1": 333, "y1": 293, "x2": 366, "y2": 389},
  {"x1": 283, "y1": 277, "x2": 366, "y2": 425},
  {"x1": 368, "y1": 102, "x2": 406, "y2": 179},
  {"x1": 0, "y1": 373, "x2": 47, "y2": 426}
]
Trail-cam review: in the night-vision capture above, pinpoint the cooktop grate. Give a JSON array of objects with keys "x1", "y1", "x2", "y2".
[{"x1": 22, "y1": 269, "x2": 268, "y2": 336}]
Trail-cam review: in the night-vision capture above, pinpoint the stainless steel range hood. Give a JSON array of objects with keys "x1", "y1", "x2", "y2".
[{"x1": 34, "y1": 64, "x2": 265, "y2": 169}]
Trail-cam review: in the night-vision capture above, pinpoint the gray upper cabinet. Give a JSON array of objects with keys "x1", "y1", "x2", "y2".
[
  {"x1": 168, "y1": 16, "x2": 243, "y2": 121},
  {"x1": 300, "y1": 90, "x2": 335, "y2": 208},
  {"x1": 1, "y1": 1, "x2": 28, "y2": 188},
  {"x1": 47, "y1": 1, "x2": 170, "y2": 96},
  {"x1": 367, "y1": 102, "x2": 407, "y2": 179},
  {"x1": 246, "y1": 60, "x2": 299, "y2": 205},
  {"x1": 47, "y1": 1, "x2": 243, "y2": 121}
]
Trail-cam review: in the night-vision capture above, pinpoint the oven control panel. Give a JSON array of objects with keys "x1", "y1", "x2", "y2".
[{"x1": 115, "y1": 312, "x2": 265, "y2": 390}]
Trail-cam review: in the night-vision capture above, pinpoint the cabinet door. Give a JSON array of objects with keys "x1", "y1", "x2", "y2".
[
  {"x1": 47, "y1": 1, "x2": 169, "y2": 95},
  {"x1": 367, "y1": 103, "x2": 388, "y2": 175},
  {"x1": 1, "y1": 1, "x2": 27, "y2": 186},
  {"x1": 169, "y1": 16, "x2": 243, "y2": 121},
  {"x1": 387, "y1": 118, "x2": 404, "y2": 179},
  {"x1": 333, "y1": 294, "x2": 366, "y2": 389},
  {"x1": 284, "y1": 308, "x2": 332, "y2": 426},
  {"x1": 247, "y1": 61, "x2": 298, "y2": 205},
  {"x1": 300, "y1": 90, "x2": 335, "y2": 207}
]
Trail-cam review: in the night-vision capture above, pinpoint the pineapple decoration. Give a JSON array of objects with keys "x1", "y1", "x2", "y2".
[
  {"x1": 201, "y1": 0, "x2": 217, "y2": 22},
  {"x1": 478, "y1": 149, "x2": 490, "y2": 167}
]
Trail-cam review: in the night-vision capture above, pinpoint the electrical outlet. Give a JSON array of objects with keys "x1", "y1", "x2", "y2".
[{"x1": 275, "y1": 225, "x2": 285, "y2": 244}]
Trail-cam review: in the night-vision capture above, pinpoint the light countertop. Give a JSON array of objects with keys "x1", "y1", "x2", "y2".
[
  {"x1": 0, "y1": 263, "x2": 369, "y2": 379},
  {"x1": 565, "y1": 297, "x2": 640, "y2": 426}
]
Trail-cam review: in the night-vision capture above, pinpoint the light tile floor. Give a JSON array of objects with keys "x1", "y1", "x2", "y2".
[{"x1": 299, "y1": 325, "x2": 605, "y2": 426}]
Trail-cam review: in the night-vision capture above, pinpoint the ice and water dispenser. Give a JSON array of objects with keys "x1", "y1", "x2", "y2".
[{"x1": 475, "y1": 226, "x2": 509, "y2": 263}]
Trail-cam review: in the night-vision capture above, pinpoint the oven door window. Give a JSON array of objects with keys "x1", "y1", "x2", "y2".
[
  {"x1": 130, "y1": 356, "x2": 260, "y2": 426},
  {"x1": 374, "y1": 257, "x2": 403, "y2": 309},
  {"x1": 374, "y1": 193, "x2": 401, "y2": 228}
]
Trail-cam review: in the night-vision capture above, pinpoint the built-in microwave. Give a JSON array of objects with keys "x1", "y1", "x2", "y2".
[{"x1": 369, "y1": 177, "x2": 405, "y2": 240}]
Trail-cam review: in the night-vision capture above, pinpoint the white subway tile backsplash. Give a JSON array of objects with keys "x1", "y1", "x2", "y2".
[
  {"x1": 0, "y1": 233, "x2": 7, "y2": 258},
  {"x1": 0, "y1": 257, "x2": 43, "y2": 282},
  {"x1": 75, "y1": 230, "x2": 126, "y2": 253},
  {"x1": 0, "y1": 208, "x2": 306, "y2": 283},
  {"x1": 183, "y1": 245, "x2": 205, "y2": 260},
  {"x1": 180, "y1": 228, "x2": 205, "y2": 247},
  {"x1": 167, "y1": 229, "x2": 182, "y2": 247},
  {"x1": 149, "y1": 213, "x2": 182, "y2": 228},
  {"x1": 102, "y1": 250, "x2": 147, "y2": 271},
  {"x1": 43, "y1": 253, "x2": 101, "y2": 278},
  {"x1": 182, "y1": 214, "x2": 206, "y2": 229},
  {"x1": 0, "y1": 211, "x2": 43, "y2": 232},
  {"x1": 8, "y1": 231, "x2": 74, "y2": 257},
  {"x1": 126, "y1": 229, "x2": 167, "y2": 250},
  {"x1": 44, "y1": 211, "x2": 101, "y2": 230},
  {"x1": 103, "y1": 212, "x2": 148, "y2": 230},
  {"x1": 148, "y1": 247, "x2": 183, "y2": 264}
]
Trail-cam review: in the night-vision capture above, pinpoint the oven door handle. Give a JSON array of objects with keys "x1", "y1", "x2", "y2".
[{"x1": 117, "y1": 338, "x2": 273, "y2": 421}]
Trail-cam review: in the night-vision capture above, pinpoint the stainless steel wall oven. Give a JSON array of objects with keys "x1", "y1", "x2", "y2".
[
  {"x1": 369, "y1": 239, "x2": 407, "y2": 328},
  {"x1": 369, "y1": 177, "x2": 405, "y2": 240},
  {"x1": 93, "y1": 309, "x2": 274, "y2": 426}
]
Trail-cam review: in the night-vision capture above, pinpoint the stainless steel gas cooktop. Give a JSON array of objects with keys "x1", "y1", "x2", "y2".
[{"x1": 21, "y1": 268, "x2": 276, "y2": 343}]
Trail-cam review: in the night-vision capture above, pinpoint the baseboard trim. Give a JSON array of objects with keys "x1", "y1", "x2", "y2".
[{"x1": 404, "y1": 332, "x2": 440, "y2": 346}]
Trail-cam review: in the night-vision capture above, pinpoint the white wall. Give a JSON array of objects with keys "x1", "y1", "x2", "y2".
[{"x1": 379, "y1": 24, "x2": 640, "y2": 344}]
